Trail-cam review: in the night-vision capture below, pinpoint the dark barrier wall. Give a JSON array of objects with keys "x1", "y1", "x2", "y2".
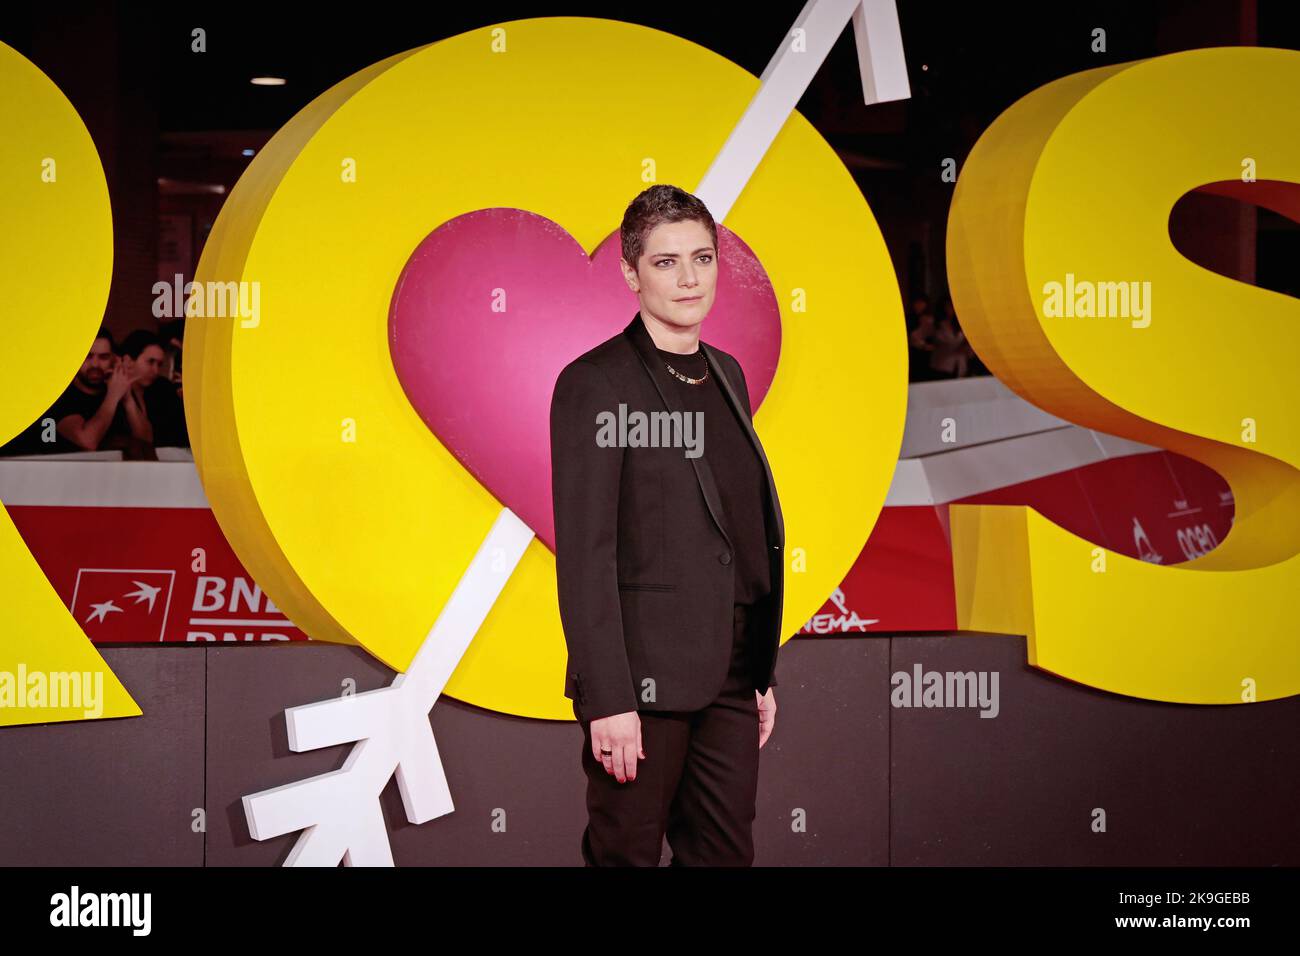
[{"x1": 2, "y1": 635, "x2": 1297, "y2": 866}]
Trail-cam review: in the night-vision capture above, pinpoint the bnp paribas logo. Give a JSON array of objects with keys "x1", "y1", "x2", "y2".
[{"x1": 69, "y1": 569, "x2": 175, "y2": 643}]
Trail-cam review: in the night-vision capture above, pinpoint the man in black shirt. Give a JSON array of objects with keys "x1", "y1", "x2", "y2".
[{"x1": 5, "y1": 328, "x2": 151, "y2": 456}]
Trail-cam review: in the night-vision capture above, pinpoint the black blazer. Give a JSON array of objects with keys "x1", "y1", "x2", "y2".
[{"x1": 550, "y1": 311, "x2": 786, "y2": 721}]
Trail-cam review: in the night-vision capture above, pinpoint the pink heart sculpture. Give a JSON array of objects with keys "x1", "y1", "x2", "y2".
[{"x1": 388, "y1": 208, "x2": 781, "y2": 552}]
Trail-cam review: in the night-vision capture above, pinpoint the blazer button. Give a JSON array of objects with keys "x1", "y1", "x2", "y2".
[{"x1": 719, "y1": 552, "x2": 732, "y2": 565}]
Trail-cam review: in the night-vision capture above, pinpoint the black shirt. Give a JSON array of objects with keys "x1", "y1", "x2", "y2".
[
  {"x1": 142, "y1": 379, "x2": 189, "y2": 448},
  {"x1": 0, "y1": 382, "x2": 129, "y2": 455},
  {"x1": 652, "y1": 343, "x2": 772, "y2": 605}
]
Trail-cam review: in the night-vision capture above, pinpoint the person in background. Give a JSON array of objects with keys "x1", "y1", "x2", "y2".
[
  {"x1": 959, "y1": 298, "x2": 989, "y2": 376},
  {"x1": 120, "y1": 329, "x2": 189, "y2": 448},
  {"x1": 928, "y1": 295, "x2": 969, "y2": 379},
  {"x1": 1, "y1": 329, "x2": 107, "y2": 455},
  {"x1": 4, "y1": 327, "x2": 150, "y2": 455},
  {"x1": 158, "y1": 317, "x2": 185, "y2": 392},
  {"x1": 907, "y1": 294, "x2": 936, "y2": 381}
]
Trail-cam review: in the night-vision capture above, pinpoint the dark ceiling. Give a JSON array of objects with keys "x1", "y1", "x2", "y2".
[{"x1": 9, "y1": 0, "x2": 1296, "y2": 171}]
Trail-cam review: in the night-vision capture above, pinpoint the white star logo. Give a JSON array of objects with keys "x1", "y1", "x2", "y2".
[
  {"x1": 124, "y1": 580, "x2": 162, "y2": 613},
  {"x1": 85, "y1": 601, "x2": 122, "y2": 624}
]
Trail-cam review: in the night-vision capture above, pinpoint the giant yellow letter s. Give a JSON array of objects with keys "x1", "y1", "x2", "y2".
[{"x1": 947, "y1": 47, "x2": 1300, "y2": 704}]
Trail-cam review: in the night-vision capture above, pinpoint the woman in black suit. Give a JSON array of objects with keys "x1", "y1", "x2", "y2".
[{"x1": 550, "y1": 184, "x2": 785, "y2": 866}]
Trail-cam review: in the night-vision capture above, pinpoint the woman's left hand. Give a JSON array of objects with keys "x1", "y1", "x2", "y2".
[{"x1": 757, "y1": 688, "x2": 776, "y2": 748}]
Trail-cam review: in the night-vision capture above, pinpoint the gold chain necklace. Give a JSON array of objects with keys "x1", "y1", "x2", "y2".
[{"x1": 664, "y1": 353, "x2": 709, "y2": 385}]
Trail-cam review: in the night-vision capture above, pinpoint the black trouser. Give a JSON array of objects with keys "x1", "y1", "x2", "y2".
[{"x1": 576, "y1": 603, "x2": 761, "y2": 866}]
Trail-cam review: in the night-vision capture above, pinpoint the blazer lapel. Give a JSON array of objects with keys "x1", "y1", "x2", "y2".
[
  {"x1": 700, "y1": 338, "x2": 786, "y2": 549},
  {"x1": 622, "y1": 311, "x2": 786, "y2": 551},
  {"x1": 623, "y1": 312, "x2": 733, "y2": 549}
]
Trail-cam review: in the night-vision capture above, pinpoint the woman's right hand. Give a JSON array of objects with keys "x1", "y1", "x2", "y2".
[{"x1": 590, "y1": 711, "x2": 644, "y2": 783}]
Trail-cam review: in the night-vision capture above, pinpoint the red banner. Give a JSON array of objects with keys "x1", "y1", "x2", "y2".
[{"x1": 5, "y1": 448, "x2": 1231, "y2": 644}]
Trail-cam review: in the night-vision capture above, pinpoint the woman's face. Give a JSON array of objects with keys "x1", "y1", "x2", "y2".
[
  {"x1": 134, "y1": 345, "x2": 166, "y2": 387},
  {"x1": 623, "y1": 219, "x2": 717, "y2": 333}
]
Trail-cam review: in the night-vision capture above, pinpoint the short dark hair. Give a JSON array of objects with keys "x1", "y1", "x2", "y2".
[
  {"x1": 93, "y1": 325, "x2": 115, "y2": 350},
  {"x1": 620, "y1": 184, "x2": 718, "y2": 271},
  {"x1": 119, "y1": 329, "x2": 163, "y2": 360},
  {"x1": 157, "y1": 318, "x2": 185, "y2": 344}
]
